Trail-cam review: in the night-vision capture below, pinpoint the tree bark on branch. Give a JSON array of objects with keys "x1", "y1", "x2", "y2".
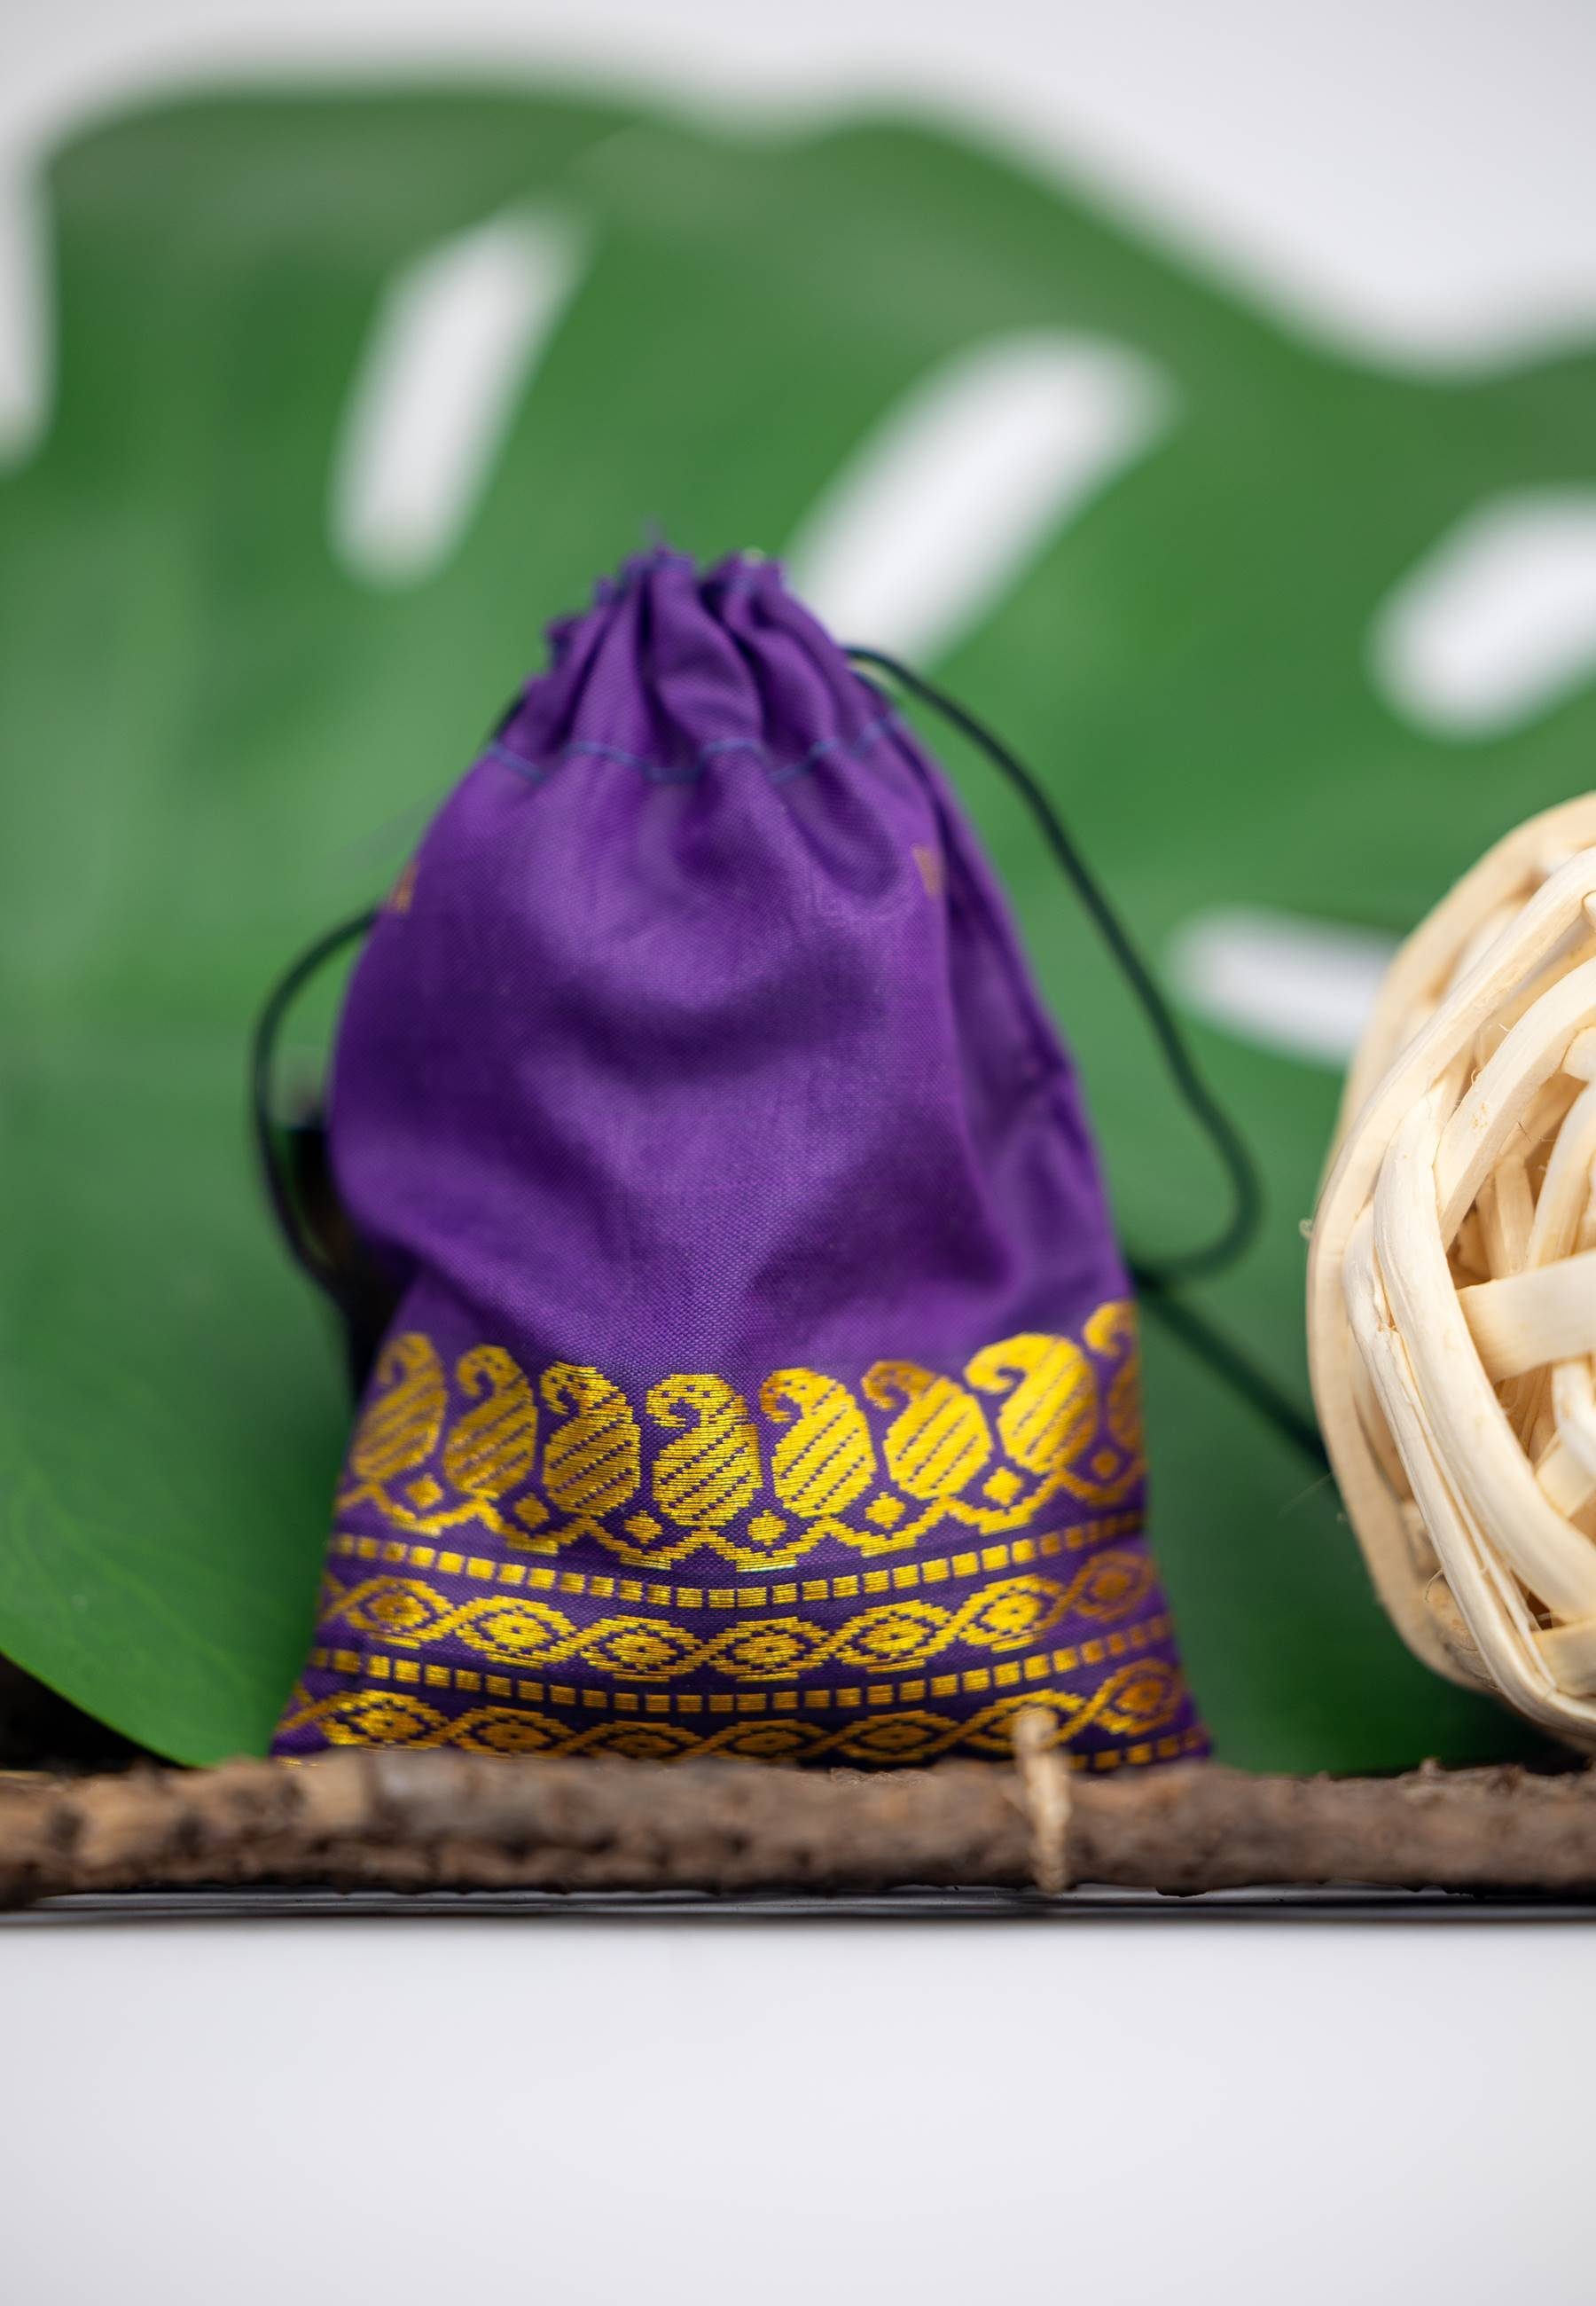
[{"x1": 4, "y1": 1752, "x2": 1596, "y2": 1909}]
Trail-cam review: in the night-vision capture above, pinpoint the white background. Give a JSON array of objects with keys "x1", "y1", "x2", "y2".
[
  {"x1": 4, "y1": 1906, "x2": 1593, "y2": 2306},
  {"x1": 4, "y1": 4, "x2": 1596, "y2": 2301}
]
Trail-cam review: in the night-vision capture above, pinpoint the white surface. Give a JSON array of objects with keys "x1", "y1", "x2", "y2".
[
  {"x1": 4, "y1": 5, "x2": 1596, "y2": 2300},
  {"x1": 6, "y1": 0, "x2": 1596, "y2": 420},
  {"x1": 1, "y1": 1914, "x2": 1592, "y2": 2306},
  {"x1": 787, "y1": 334, "x2": 1173, "y2": 661},
  {"x1": 1373, "y1": 490, "x2": 1596, "y2": 740},
  {"x1": 331, "y1": 207, "x2": 588, "y2": 587},
  {"x1": 1168, "y1": 908, "x2": 1399, "y2": 1065}
]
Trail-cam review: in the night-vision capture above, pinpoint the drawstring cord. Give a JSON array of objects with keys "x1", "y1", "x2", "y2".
[
  {"x1": 848, "y1": 646, "x2": 1326, "y2": 1472},
  {"x1": 847, "y1": 647, "x2": 1259, "y2": 1288},
  {"x1": 251, "y1": 906, "x2": 376, "y2": 1298}
]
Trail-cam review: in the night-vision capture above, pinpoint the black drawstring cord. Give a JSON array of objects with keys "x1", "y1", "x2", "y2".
[
  {"x1": 250, "y1": 906, "x2": 378, "y2": 1294},
  {"x1": 848, "y1": 645, "x2": 1328, "y2": 1474},
  {"x1": 847, "y1": 645, "x2": 1259, "y2": 1290},
  {"x1": 1133, "y1": 1281, "x2": 1329, "y2": 1471}
]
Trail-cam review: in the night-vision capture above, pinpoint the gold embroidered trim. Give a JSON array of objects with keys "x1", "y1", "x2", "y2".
[
  {"x1": 308, "y1": 1608, "x2": 1176, "y2": 1714},
  {"x1": 334, "y1": 1306, "x2": 1145, "y2": 1569},
  {"x1": 277, "y1": 1669, "x2": 1197, "y2": 1768},
  {"x1": 325, "y1": 1511, "x2": 1143, "y2": 1605},
  {"x1": 317, "y1": 1554, "x2": 1156, "y2": 1684}
]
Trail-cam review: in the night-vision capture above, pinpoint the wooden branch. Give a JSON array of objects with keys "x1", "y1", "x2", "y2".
[{"x1": 4, "y1": 1753, "x2": 1596, "y2": 1908}]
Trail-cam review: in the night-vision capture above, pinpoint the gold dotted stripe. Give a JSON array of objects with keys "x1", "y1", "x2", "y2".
[
  {"x1": 326, "y1": 1510, "x2": 1143, "y2": 1612},
  {"x1": 278, "y1": 1668, "x2": 1198, "y2": 1769},
  {"x1": 309, "y1": 1609, "x2": 1175, "y2": 1714}
]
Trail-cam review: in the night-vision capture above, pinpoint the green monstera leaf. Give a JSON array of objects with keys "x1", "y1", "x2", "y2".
[{"x1": 3, "y1": 84, "x2": 1593, "y2": 1765}]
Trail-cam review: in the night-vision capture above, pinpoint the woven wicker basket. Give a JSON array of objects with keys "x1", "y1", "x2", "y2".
[{"x1": 1310, "y1": 795, "x2": 1596, "y2": 1745}]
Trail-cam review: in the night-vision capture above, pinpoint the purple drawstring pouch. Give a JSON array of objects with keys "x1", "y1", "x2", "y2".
[{"x1": 271, "y1": 550, "x2": 1207, "y2": 1769}]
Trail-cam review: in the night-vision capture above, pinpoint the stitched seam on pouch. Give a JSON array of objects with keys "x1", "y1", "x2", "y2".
[{"x1": 487, "y1": 709, "x2": 900, "y2": 788}]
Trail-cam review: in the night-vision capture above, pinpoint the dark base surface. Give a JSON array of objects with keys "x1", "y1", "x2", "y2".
[{"x1": 10, "y1": 1882, "x2": 1596, "y2": 1925}]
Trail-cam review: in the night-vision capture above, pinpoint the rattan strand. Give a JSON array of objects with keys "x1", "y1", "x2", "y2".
[{"x1": 1310, "y1": 796, "x2": 1596, "y2": 1745}]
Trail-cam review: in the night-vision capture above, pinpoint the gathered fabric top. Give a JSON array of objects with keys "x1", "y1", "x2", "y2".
[{"x1": 483, "y1": 549, "x2": 893, "y2": 788}]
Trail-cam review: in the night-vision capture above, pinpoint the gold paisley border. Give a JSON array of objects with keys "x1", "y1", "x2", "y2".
[
  {"x1": 317, "y1": 1553, "x2": 1157, "y2": 1684},
  {"x1": 334, "y1": 1306, "x2": 1146, "y2": 1570},
  {"x1": 278, "y1": 1661, "x2": 1195, "y2": 1767}
]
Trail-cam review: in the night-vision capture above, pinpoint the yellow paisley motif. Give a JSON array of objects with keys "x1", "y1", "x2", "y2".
[
  {"x1": 347, "y1": 1333, "x2": 447, "y2": 1488},
  {"x1": 542, "y1": 1363, "x2": 643, "y2": 1542},
  {"x1": 862, "y1": 1361, "x2": 992, "y2": 1503},
  {"x1": 967, "y1": 1333, "x2": 1096, "y2": 1472},
  {"x1": 646, "y1": 1375, "x2": 771, "y2": 1565},
  {"x1": 958, "y1": 1332, "x2": 1096, "y2": 1526},
  {"x1": 339, "y1": 1337, "x2": 548, "y2": 1540},
  {"x1": 761, "y1": 1369, "x2": 877, "y2": 1519},
  {"x1": 1086, "y1": 1298, "x2": 1143, "y2": 1462},
  {"x1": 439, "y1": 1345, "x2": 543, "y2": 1533}
]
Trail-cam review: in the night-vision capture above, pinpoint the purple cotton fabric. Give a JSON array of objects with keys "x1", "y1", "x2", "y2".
[{"x1": 273, "y1": 550, "x2": 1206, "y2": 1770}]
